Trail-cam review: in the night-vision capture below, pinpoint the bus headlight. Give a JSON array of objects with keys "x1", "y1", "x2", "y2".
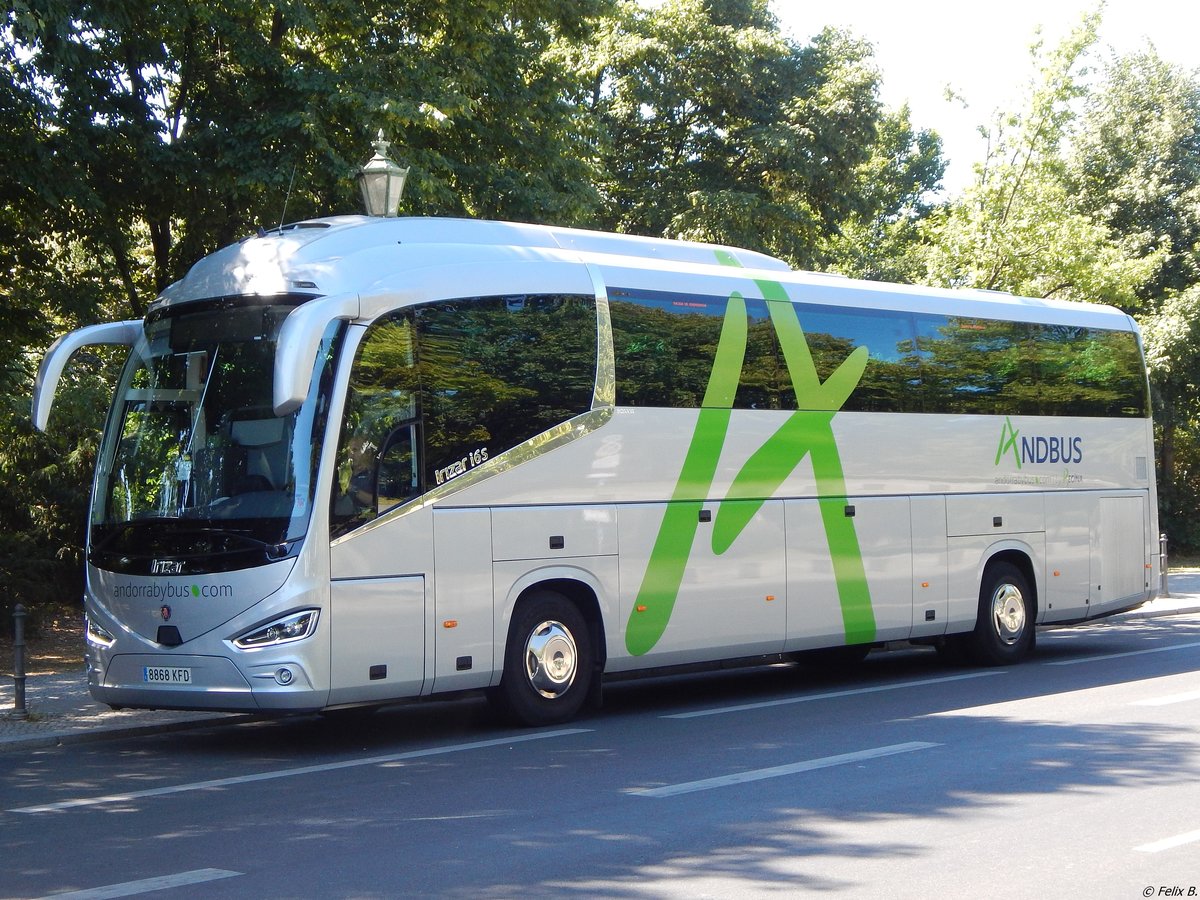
[
  {"x1": 86, "y1": 616, "x2": 116, "y2": 648},
  {"x1": 233, "y1": 610, "x2": 320, "y2": 649}
]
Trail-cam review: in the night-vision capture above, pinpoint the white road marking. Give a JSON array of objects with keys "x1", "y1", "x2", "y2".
[
  {"x1": 1136, "y1": 827, "x2": 1200, "y2": 853},
  {"x1": 10, "y1": 729, "x2": 591, "y2": 814},
  {"x1": 1133, "y1": 688, "x2": 1200, "y2": 706},
  {"x1": 1043, "y1": 640, "x2": 1200, "y2": 667},
  {"x1": 628, "y1": 741, "x2": 940, "y2": 798},
  {"x1": 662, "y1": 671, "x2": 1005, "y2": 719},
  {"x1": 33, "y1": 868, "x2": 240, "y2": 899}
]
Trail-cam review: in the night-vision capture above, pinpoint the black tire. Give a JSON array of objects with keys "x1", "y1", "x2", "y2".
[
  {"x1": 963, "y1": 561, "x2": 1036, "y2": 665},
  {"x1": 494, "y1": 591, "x2": 592, "y2": 727}
]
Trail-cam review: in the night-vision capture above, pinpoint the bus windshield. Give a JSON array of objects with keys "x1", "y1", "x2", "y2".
[{"x1": 91, "y1": 299, "x2": 342, "y2": 575}]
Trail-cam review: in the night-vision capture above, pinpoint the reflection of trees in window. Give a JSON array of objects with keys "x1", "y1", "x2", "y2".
[
  {"x1": 917, "y1": 318, "x2": 1036, "y2": 415},
  {"x1": 738, "y1": 315, "x2": 790, "y2": 410},
  {"x1": 610, "y1": 287, "x2": 1148, "y2": 419},
  {"x1": 917, "y1": 316, "x2": 1148, "y2": 417},
  {"x1": 611, "y1": 291, "x2": 921, "y2": 412},
  {"x1": 610, "y1": 294, "x2": 726, "y2": 408},
  {"x1": 417, "y1": 295, "x2": 596, "y2": 481},
  {"x1": 332, "y1": 295, "x2": 597, "y2": 538},
  {"x1": 796, "y1": 307, "x2": 919, "y2": 412},
  {"x1": 1046, "y1": 328, "x2": 1156, "y2": 417},
  {"x1": 332, "y1": 318, "x2": 418, "y2": 536}
]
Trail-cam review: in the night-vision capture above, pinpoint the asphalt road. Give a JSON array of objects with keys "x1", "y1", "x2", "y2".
[{"x1": 3, "y1": 613, "x2": 1200, "y2": 899}]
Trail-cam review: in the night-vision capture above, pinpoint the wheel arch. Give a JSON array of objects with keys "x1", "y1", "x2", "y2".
[{"x1": 496, "y1": 567, "x2": 609, "y2": 686}]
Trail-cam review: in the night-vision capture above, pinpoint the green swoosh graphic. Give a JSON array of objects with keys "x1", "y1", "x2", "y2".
[{"x1": 624, "y1": 261, "x2": 877, "y2": 655}]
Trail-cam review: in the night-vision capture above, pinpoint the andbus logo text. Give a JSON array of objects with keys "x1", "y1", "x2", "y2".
[{"x1": 995, "y1": 417, "x2": 1084, "y2": 469}]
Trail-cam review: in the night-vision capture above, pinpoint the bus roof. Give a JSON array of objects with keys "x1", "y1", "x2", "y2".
[
  {"x1": 155, "y1": 215, "x2": 790, "y2": 308},
  {"x1": 154, "y1": 215, "x2": 1137, "y2": 333}
]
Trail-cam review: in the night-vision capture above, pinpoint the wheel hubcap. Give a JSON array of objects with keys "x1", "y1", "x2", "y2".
[
  {"x1": 991, "y1": 583, "x2": 1026, "y2": 645},
  {"x1": 524, "y1": 620, "x2": 578, "y2": 699}
]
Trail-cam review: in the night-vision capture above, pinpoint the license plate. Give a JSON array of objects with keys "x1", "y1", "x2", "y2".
[{"x1": 143, "y1": 666, "x2": 192, "y2": 685}]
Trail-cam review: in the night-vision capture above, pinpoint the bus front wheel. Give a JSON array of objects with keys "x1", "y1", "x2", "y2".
[
  {"x1": 964, "y1": 561, "x2": 1035, "y2": 665},
  {"x1": 494, "y1": 591, "x2": 592, "y2": 726}
]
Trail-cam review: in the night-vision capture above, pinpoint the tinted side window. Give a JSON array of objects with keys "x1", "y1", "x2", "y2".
[
  {"x1": 916, "y1": 316, "x2": 1037, "y2": 415},
  {"x1": 610, "y1": 290, "x2": 836, "y2": 411},
  {"x1": 417, "y1": 295, "x2": 597, "y2": 485},
  {"x1": 332, "y1": 317, "x2": 419, "y2": 537},
  {"x1": 611, "y1": 290, "x2": 919, "y2": 412},
  {"x1": 916, "y1": 315, "x2": 1147, "y2": 417},
  {"x1": 792, "y1": 305, "x2": 920, "y2": 412},
  {"x1": 332, "y1": 294, "x2": 597, "y2": 538},
  {"x1": 609, "y1": 290, "x2": 736, "y2": 408},
  {"x1": 609, "y1": 287, "x2": 1147, "y2": 419},
  {"x1": 1036, "y1": 326, "x2": 1148, "y2": 417}
]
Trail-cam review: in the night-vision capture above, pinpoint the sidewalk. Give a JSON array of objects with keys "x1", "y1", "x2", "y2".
[{"x1": 5, "y1": 574, "x2": 1200, "y2": 752}]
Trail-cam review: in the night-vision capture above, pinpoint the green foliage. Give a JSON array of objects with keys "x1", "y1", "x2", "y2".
[
  {"x1": 1069, "y1": 48, "x2": 1200, "y2": 303},
  {"x1": 820, "y1": 104, "x2": 945, "y2": 281},
  {"x1": 0, "y1": 348, "x2": 119, "y2": 613},
  {"x1": 919, "y1": 13, "x2": 1200, "y2": 548},
  {"x1": 921, "y1": 12, "x2": 1159, "y2": 306},
  {"x1": 582, "y1": 0, "x2": 941, "y2": 269}
]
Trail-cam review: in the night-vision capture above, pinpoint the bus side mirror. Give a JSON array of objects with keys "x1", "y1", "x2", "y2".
[
  {"x1": 273, "y1": 293, "x2": 360, "y2": 416},
  {"x1": 32, "y1": 320, "x2": 142, "y2": 431}
]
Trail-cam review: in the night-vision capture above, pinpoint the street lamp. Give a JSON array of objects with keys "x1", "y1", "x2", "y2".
[{"x1": 356, "y1": 131, "x2": 409, "y2": 217}]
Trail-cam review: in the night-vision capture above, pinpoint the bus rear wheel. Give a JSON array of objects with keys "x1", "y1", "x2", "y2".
[
  {"x1": 494, "y1": 591, "x2": 592, "y2": 726},
  {"x1": 963, "y1": 561, "x2": 1035, "y2": 665}
]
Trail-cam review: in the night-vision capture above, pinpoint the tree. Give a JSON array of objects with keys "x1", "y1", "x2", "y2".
[
  {"x1": 582, "y1": 0, "x2": 925, "y2": 269},
  {"x1": 921, "y1": 12, "x2": 1159, "y2": 306},
  {"x1": 1141, "y1": 287, "x2": 1200, "y2": 546},
  {"x1": 1067, "y1": 47, "x2": 1200, "y2": 546},
  {"x1": 820, "y1": 104, "x2": 945, "y2": 282},
  {"x1": 5, "y1": 1, "x2": 613, "y2": 315},
  {"x1": 1069, "y1": 47, "x2": 1200, "y2": 305}
]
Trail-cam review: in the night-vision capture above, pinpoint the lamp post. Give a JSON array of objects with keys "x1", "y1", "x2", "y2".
[{"x1": 356, "y1": 131, "x2": 409, "y2": 217}]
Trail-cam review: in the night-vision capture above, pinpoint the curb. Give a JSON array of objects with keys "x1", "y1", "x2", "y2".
[
  {"x1": 1118, "y1": 602, "x2": 1200, "y2": 621},
  {"x1": 0, "y1": 712, "x2": 258, "y2": 753}
]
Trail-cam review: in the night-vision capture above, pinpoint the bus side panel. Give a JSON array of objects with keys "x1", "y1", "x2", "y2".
[
  {"x1": 782, "y1": 496, "x2": 914, "y2": 651},
  {"x1": 330, "y1": 505, "x2": 437, "y2": 696},
  {"x1": 1089, "y1": 494, "x2": 1149, "y2": 617},
  {"x1": 613, "y1": 499, "x2": 786, "y2": 670},
  {"x1": 909, "y1": 495, "x2": 948, "y2": 638},
  {"x1": 1042, "y1": 493, "x2": 1094, "y2": 623},
  {"x1": 782, "y1": 499, "x2": 844, "y2": 652}
]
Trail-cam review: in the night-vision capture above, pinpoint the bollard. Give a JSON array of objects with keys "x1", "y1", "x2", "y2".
[
  {"x1": 12, "y1": 603, "x2": 28, "y2": 718},
  {"x1": 1160, "y1": 533, "x2": 1170, "y2": 599}
]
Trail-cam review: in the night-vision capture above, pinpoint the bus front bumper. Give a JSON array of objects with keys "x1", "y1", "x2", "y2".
[{"x1": 90, "y1": 652, "x2": 327, "y2": 713}]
